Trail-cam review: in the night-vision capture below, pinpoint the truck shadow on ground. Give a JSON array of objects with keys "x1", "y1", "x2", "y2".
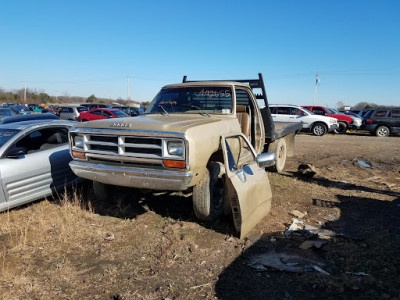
[
  {"x1": 73, "y1": 182, "x2": 238, "y2": 236},
  {"x1": 283, "y1": 171, "x2": 400, "y2": 198},
  {"x1": 214, "y1": 186, "x2": 400, "y2": 299}
]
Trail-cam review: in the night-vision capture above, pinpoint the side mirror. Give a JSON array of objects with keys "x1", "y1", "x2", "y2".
[
  {"x1": 257, "y1": 152, "x2": 276, "y2": 168},
  {"x1": 6, "y1": 147, "x2": 28, "y2": 159}
]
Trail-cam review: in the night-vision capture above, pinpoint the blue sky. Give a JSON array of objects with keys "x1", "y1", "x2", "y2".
[{"x1": 1, "y1": 0, "x2": 399, "y2": 107}]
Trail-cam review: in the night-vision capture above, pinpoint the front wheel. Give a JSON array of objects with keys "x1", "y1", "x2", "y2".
[
  {"x1": 312, "y1": 123, "x2": 327, "y2": 136},
  {"x1": 192, "y1": 162, "x2": 225, "y2": 222},
  {"x1": 375, "y1": 125, "x2": 390, "y2": 137},
  {"x1": 334, "y1": 122, "x2": 347, "y2": 134}
]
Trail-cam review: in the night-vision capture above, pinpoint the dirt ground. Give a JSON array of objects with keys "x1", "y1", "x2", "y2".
[{"x1": 1, "y1": 132, "x2": 399, "y2": 299}]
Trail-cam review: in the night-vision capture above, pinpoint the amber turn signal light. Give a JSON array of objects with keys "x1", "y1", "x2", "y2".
[
  {"x1": 163, "y1": 160, "x2": 186, "y2": 168},
  {"x1": 72, "y1": 151, "x2": 86, "y2": 159}
]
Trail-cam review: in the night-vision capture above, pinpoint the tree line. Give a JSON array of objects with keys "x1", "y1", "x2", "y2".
[
  {"x1": 0, "y1": 87, "x2": 140, "y2": 106},
  {"x1": 336, "y1": 100, "x2": 398, "y2": 110}
]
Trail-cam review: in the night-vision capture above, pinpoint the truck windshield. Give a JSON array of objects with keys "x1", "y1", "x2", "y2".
[{"x1": 146, "y1": 87, "x2": 233, "y2": 115}]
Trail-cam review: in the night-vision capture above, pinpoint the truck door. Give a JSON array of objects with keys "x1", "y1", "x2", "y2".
[{"x1": 221, "y1": 134, "x2": 272, "y2": 238}]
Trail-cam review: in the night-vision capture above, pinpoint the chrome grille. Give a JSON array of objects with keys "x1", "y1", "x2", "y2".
[{"x1": 84, "y1": 134, "x2": 163, "y2": 159}]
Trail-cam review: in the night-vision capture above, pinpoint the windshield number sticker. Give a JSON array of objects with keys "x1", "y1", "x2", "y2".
[
  {"x1": 196, "y1": 90, "x2": 231, "y2": 98},
  {"x1": 0, "y1": 131, "x2": 15, "y2": 137},
  {"x1": 159, "y1": 100, "x2": 177, "y2": 105}
]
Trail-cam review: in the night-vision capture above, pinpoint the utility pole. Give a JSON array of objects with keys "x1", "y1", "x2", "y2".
[
  {"x1": 24, "y1": 81, "x2": 27, "y2": 103},
  {"x1": 127, "y1": 76, "x2": 131, "y2": 101},
  {"x1": 313, "y1": 73, "x2": 320, "y2": 105}
]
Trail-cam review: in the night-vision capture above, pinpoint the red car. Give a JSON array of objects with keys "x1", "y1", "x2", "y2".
[
  {"x1": 302, "y1": 105, "x2": 362, "y2": 133},
  {"x1": 78, "y1": 108, "x2": 128, "y2": 122}
]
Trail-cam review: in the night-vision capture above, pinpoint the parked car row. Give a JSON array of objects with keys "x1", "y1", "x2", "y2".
[
  {"x1": 270, "y1": 104, "x2": 362, "y2": 136},
  {"x1": 362, "y1": 108, "x2": 400, "y2": 137},
  {"x1": 270, "y1": 104, "x2": 399, "y2": 137},
  {"x1": 270, "y1": 105, "x2": 339, "y2": 136}
]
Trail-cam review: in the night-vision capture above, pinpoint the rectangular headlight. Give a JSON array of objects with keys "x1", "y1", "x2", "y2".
[
  {"x1": 73, "y1": 135, "x2": 84, "y2": 149},
  {"x1": 167, "y1": 141, "x2": 184, "y2": 156}
]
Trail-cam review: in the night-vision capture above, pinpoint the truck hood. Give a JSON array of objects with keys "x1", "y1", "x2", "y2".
[{"x1": 74, "y1": 114, "x2": 227, "y2": 134}]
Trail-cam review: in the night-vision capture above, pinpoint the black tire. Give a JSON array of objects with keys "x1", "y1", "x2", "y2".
[
  {"x1": 82, "y1": 119, "x2": 88, "y2": 122},
  {"x1": 192, "y1": 162, "x2": 225, "y2": 222},
  {"x1": 375, "y1": 125, "x2": 390, "y2": 137},
  {"x1": 334, "y1": 121, "x2": 347, "y2": 134},
  {"x1": 312, "y1": 123, "x2": 328, "y2": 136},
  {"x1": 93, "y1": 181, "x2": 111, "y2": 202},
  {"x1": 268, "y1": 138, "x2": 287, "y2": 173}
]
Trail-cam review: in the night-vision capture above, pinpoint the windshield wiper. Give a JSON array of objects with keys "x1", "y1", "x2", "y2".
[
  {"x1": 157, "y1": 105, "x2": 169, "y2": 115},
  {"x1": 183, "y1": 105, "x2": 210, "y2": 117}
]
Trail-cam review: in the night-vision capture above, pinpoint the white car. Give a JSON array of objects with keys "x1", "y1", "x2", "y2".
[{"x1": 270, "y1": 104, "x2": 339, "y2": 136}]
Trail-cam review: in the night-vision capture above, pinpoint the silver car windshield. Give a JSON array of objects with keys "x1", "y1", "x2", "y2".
[{"x1": 0, "y1": 129, "x2": 20, "y2": 147}]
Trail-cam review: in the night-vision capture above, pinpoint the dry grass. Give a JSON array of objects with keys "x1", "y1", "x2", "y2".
[{"x1": 0, "y1": 189, "x2": 112, "y2": 298}]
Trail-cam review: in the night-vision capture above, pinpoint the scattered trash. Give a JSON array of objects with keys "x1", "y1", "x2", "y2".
[
  {"x1": 190, "y1": 283, "x2": 212, "y2": 289},
  {"x1": 285, "y1": 219, "x2": 358, "y2": 240},
  {"x1": 270, "y1": 237, "x2": 276, "y2": 242},
  {"x1": 297, "y1": 164, "x2": 318, "y2": 178},
  {"x1": 346, "y1": 272, "x2": 370, "y2": 276},
  {"x1": 247, "y1": 252, "x2": 328, "y2": 274},
  {"x1": 248, "y1": 262, "x2": 268, "y2": 271},
  {"x1": 104, "y1": 232, "x2": 115, "y2": 241},
  {"x1": 300, "y1": 239, "x2": 328, "y2": 249},
  {"x1": 313, "y1": 265, "x2": 330, "y2": 275},
  {"x1": 358, "y1": 160, "x2": 371, "y2": 168},
  {"x1": 289, "y1": 210, "x2": 307, "y2": 219},
  {"x1": 285, "y1": 218, "x2": 304, "y2": 236},
  {"x1": 304, "y1": 224, "x2": 340, "y2": 240}
]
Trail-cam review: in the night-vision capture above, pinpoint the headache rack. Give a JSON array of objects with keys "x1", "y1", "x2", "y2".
[{"x1": 182, "y1": 73, "x2": 276, "y2": 143}]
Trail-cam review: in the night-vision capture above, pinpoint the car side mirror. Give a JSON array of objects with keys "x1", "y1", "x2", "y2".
[
  {"x1": 257, "y1": 152, "x2": 276, "y2": 168},
  {"x1": 6, "y1": 147, "x2": 28, "y2": 159}
]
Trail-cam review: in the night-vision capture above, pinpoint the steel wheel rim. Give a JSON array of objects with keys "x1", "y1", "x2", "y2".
[
  {"x1": 314, "y1": 125, "x2": 324, "y2": 135},
  {"x1": 377, "y1": 127, "x2": 389, "y2": 136}
]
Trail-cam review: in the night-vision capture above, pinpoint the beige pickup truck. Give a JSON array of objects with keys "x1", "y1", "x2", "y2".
[{"x1": 68, "y1": 74, "x2": 301, "y2": 237}]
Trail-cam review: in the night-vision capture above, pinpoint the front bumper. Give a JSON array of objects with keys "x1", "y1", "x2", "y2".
[
  {"x1": 364, "y1": 124, "x2": 377, "y2": 132},
  {"x1": 328, "y1": 123, "x2": 339, "y2": 132},
  {"x1": 69, "y1": 161, "x2": 193, "y2": 191},
  {"x1": 349, "y1": 119, "x2": 362, "y2": 129},
  {"x1": 348, "y1": 124, "x2": 361, "y2": 129}
]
